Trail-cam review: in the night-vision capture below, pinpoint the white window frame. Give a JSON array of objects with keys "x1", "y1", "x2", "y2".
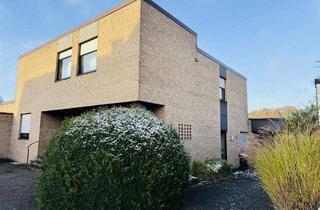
[
  {"x1": 20, "y1": 113, "x2": 31, "y2": 140},
  {"x1": 78, "y1": 37, "x2": 97, "y2": 75},
  {"x1": 220, "y1": 77, "x2": 226, "y2": 101},
  {"x1": 57, "y1": 48, "x2": 72, "y2": 80}
]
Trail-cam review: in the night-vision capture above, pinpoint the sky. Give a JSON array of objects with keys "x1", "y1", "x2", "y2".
[{"x1": 0, "y1": 0, "x2": 319, "y2": 111}]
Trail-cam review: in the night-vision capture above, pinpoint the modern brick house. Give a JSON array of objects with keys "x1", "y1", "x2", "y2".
[{"x1": 0, "y1": 0, "x2": 248, "y2": 167}]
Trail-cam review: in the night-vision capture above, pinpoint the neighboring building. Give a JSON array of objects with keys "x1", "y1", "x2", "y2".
[
  {"x1": 249, "y1": 118, "x2": 285, "y2": 134},
  {"x1": 0, "y1": 0, "x2": 247, "y2": 167}
]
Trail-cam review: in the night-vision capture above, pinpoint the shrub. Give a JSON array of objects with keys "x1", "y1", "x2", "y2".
[
  {"x1": 286, "y1": 104, "x2": 319, "y2": 135},
  {"x1": 192, "y1": 159, "x2": 231, "y2": 181},
  {"x1": 36, "y1": 106, "x2": 191, "y2": 210},
  {"x1": 254, "y1": 133, "x2": 320, "y2": 210}
]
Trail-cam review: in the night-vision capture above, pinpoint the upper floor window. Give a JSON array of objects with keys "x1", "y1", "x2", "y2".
[
  {"x1": 220, "y1": 77, "x2": 226, "y2": 101},
  {"x1": 79, "y1": 38, "x2": 97, "y2": 74},
  {"x1": 57, "y1": 49, "x2": 72, "y2": 80},
  {"x1": 20, "y1": 113, "x2": 31, "y2": 140}
]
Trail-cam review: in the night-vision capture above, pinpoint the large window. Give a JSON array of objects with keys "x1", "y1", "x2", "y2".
[
  {"x1": 57, "y1": 49, "x2": 72, "y2": 80},
  {"x1": 20, "y1": 113, "x2": 31, "y2": 140},
  {"x1": 220, "y1": 77, "x2": 226, "y2": 101},
  {"x1": 79, "y1": 38, "x2": 97, "y2": 74}
]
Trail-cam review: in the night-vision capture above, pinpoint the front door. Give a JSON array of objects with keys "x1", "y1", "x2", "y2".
[{"x1": 221, "y1": 131, "x2": 227, "y2": 160}]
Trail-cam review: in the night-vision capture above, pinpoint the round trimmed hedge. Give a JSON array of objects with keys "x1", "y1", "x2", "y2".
[{"x1": 36, "y1": 106, "x2": 190, "y2": 210}]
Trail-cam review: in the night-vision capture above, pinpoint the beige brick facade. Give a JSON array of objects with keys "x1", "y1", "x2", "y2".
[
  {"x1": 139, "y1": 1, "x2": 221, "y2": 161},
  {"x1": 0, "y1": 0, "x2": 247, "y2": 166},
  {"x1": 0, "y1": 113, "x2": 13, "y2": 158}
]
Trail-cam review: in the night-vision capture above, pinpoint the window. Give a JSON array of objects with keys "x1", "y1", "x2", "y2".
[
  {"x1": 178, "y1": 124, "x2": 192, "y2": 141},
  {"x1": 79, "y1": 38, "x2": 97, "y2": 74},
  {"x1": 20, "y1": 113, "x2": 31, "y2": 140},
  {"x1": 240, "y1": 132, "x2": 248, "y2": 150},
  {"x1": 219, "y1": 77, "x2": 226, "y2": 101},
  {"x1": 57, "y1": 49, "x2": 72, "y2": 80}
]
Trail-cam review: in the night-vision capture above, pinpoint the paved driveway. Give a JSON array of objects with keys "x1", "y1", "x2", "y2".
[
  {"x1": 182, "y1": 172, "x2": 274, "y2": 210},
  {"x1": 0, "y1": 162, "x2": 38, "y2": 210}
]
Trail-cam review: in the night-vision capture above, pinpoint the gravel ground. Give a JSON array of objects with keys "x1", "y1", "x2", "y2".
[
  {"x1": 0, "y1": 163, "x2": 273, "y2": 210},
  {"x1": 0, "y1": 162, "x2": 38, "y2": 210},
  {"x1": 182, "y1": 171, "x2": 274, "y2": 210}
]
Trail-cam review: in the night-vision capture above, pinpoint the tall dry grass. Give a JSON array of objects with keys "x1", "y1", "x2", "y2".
[{"x1": 254, "y1": 132, "x2": 320, "y2": 210}]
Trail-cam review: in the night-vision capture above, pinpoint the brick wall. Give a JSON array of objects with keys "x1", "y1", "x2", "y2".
[
  {"x1": 38, "y1": 113, "x2": 64, "y2": 157},
  {"x1": 226, "y1": 71, "x2": 248, "y2": 167},
  {"x1": 0, "y1": 113, "x2": 13, "y2": 158},
  {"x1": 139, "y1": 1, "x2": 248, "y2": 166},
  {"x1": 6, "y1": 0, "x2": 142, "y2": 162},
  {"x1": 139, "y1": 1, "x2": 221, "y2": 161}
]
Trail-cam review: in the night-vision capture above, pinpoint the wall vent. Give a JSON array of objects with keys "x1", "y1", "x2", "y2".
[{"x1": 178, "y1": 124, "x2": 192, "y2": 140}]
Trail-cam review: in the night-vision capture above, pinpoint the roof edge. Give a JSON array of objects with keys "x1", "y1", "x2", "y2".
[
  {"x1": 144, "y1": 0, "x2": 197, "y2": 37},
  {"x1": 0, "y1": 100, "x2": 15, "y2": 105},
  {"x1": 0, "y1": 112, "x2": 13, "y2": 115},
  {"x1": 249, "y1": 117, "x2": 285, "y2": 120},
  {"x1": 197, "y1": 47, "x2": 247, "y2": 80},
  {"x1": 19, "y1": 0, "x2": 138, "y2": 59}
]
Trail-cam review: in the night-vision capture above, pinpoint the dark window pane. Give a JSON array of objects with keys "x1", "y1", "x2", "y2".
[
  {"x1": 58, "y1": 56, "x2": 71, "y2": 80},
  {"x1": 20, "y1": 133, "x2": 29, "y2": 139},
  {"x1": 80, "y1": 51, "x2": 97, "y2": 74}
]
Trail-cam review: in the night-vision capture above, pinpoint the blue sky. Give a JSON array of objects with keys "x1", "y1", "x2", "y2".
[{"x1": 0, "y1": 0, "x2": 319, "y2": 111}]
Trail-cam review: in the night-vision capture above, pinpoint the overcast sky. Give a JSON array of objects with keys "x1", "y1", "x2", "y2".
[{"x1": 0, "y1": 0, "x2": 319, "y2": 111}]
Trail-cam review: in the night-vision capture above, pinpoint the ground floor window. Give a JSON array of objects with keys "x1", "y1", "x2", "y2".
[{"x1": 20, "y1": 113, "x2": 31, "y2": 140}]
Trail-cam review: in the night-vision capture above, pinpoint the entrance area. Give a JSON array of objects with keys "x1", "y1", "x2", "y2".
[
  {"x1": 221, "y1": 131, "x2": 227, "y2": 160},
  {"x1": 38, "y1": 102, "x2": 164, "y2": 157}
]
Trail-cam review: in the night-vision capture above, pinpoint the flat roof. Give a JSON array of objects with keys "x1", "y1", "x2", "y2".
[
  {"x1": 249, "y1": 118, "x2": 284, "y2": 121},
  {"x1": 197, "y1": 48, "x2": 246, "y2": 80}
]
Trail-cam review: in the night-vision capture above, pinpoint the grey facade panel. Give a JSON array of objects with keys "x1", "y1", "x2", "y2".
[
  {"x1": 219, "y1": 66, "x2": 227, "y2": 79},
  {"x1": 249, "y1": 118, "x2": 285, "y2": 134},
  {"x1": 220, "y1": 101, "x2": 228, "y2": 131}
]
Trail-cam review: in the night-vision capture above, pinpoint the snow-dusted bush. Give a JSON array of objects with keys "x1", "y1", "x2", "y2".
[
  {"x1": 36, "y1": 106, "x2": 190, "y2": 209},
  {"x1": 192, "y1": 159, "x2": 231, "y2": 181}
]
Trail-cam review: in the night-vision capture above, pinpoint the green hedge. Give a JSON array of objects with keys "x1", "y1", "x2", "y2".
[
  {"x1": 192, "y1": 159, "x2": 231, "y2": 181},
  {"x1": 36, "y1": 106, "x2": 190, "y2": 210}
]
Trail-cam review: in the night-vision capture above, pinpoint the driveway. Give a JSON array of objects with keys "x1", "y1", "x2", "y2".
[
  {"x1": 0, "y1": 162, "x2": 38, "y2": 210},
  {"x1": 0, "y1": 162, "x2": 273, "y2": 210},
  {"x1": 182, "y1": 171, "x2": 274, "y2": 210}
]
